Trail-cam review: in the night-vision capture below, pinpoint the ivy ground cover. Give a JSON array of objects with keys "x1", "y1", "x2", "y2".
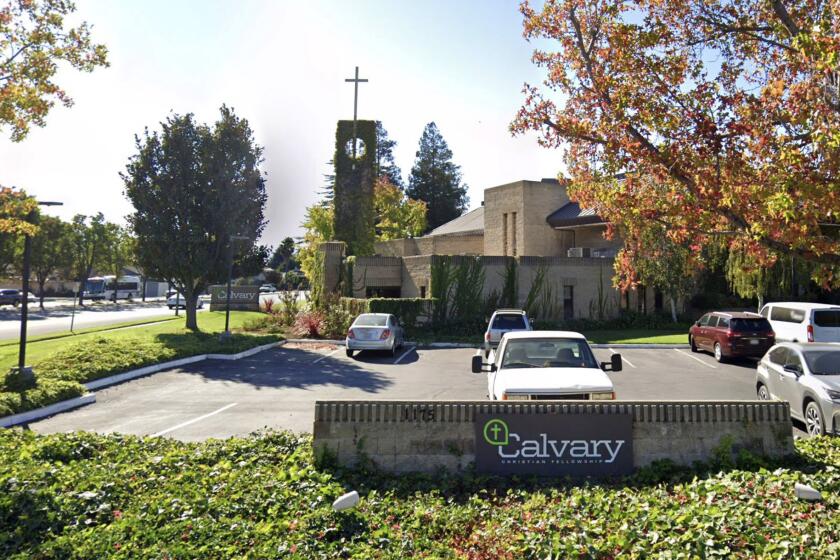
[
  {"x1": 1, "y1": 430, "x2": 837, "y2": 559},
  {"x1": 0, "y1": 312, "x2": 280, "y2": 417}
]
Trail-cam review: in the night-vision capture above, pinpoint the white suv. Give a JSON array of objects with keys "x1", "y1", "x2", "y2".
[{"x1": 484, "y1": 309, "x2": 532, "y2": 349}]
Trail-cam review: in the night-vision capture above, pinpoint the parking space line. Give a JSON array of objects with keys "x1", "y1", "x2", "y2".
[
  {"x1": 609, "y1": 348, "x2": 636, "y2": 368},
  {"x1": 673, "y1": 348, "x2": 717, "y2": 369},
  {"x1": 151, "y1": 403, "x2": 238, "y2": 437},
  {"x1": 313, "y1": 348, "x2": 339, "y2": 364},
  {"x1": 394, "y1": 346, "x2": 416, "y2": 364}
]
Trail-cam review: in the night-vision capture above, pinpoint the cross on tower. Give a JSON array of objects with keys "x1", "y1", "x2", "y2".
[{"x1": 344, "y1": 66, "x2": 368, "y2": 160}]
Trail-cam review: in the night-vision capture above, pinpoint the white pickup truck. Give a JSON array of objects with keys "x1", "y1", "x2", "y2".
[{"x1": 471, "y1": 331, "x2": 622, "y2": 401}]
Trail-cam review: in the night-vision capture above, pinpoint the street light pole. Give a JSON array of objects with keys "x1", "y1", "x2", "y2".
[
  {"x1": 221, "y1": 235, "x2": 249, "y2": 341},
  {"x1": 12, "y1": 200, "x2": 62, "y2": 387}
]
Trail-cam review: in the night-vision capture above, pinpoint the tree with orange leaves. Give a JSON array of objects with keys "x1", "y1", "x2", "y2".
[{"x1": 512, "y1": 0, "x2": 840, "y2": 290}]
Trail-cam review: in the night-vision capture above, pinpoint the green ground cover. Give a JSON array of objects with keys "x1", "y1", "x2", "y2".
[
  {"x1": 581, "y1": 329, "x2": 688, "y2": 345},
  {"x1": 0, "y1": 430, "x2": 837, "y2": 558},
  {"x1": 0, "y1": 315, "x2": 180, "y2": 347},
  {"x1": 0, "y1": 312, "x2": 280, "y2": 417}
]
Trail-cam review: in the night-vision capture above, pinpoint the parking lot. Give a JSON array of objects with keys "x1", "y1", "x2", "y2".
[{"x1": 27, "y1": 341, "x2": 796, "y2": 440}]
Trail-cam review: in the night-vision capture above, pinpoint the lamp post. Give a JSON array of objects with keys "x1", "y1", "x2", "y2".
[
  {"x1": 220, "y1": 235, "x2": 250, "y2": 341},
  {"x1": 11, "y1": 200, "x2": 63, "y2": 387}
]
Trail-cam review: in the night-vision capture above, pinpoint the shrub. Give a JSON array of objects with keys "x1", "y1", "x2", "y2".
[
  {"x1": 292, "y1": 310, "x2": 325, "y2": 338},
  {"x1": 339, "y1": 297, "x2": 435, "y2": 328},
  {"x1": 1, "y1": 431, "x2": 838, "y2": 558}
]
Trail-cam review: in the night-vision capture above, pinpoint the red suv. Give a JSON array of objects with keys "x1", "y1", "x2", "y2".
[{"x1": 689, "y1": 312, "x2": 775, "y2": 362}]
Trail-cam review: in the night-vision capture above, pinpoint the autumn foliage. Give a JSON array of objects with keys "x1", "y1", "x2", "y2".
[{"x1": 513, "y1": 0, "x2": 840, "y2": 288}]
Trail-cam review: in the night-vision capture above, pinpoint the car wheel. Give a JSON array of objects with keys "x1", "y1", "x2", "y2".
[
  {"x1": 714, "y1": 342, "x2": 726, "y2": 363},
  {"x1": 168, "y1": 305, "x2": 174, "y2": 310},
  {"x1": 689, "y1": 336, "x2": 698, "y2": 353},
  {"x1": 346, "y1": 349, "x2": 354, "y2": 358},
  {"x1": 804, "y1": 401, "x2": 825, "y2": 436},
  {"x1": 757, "y1": 383, "x2": 770, "y2": 401}
]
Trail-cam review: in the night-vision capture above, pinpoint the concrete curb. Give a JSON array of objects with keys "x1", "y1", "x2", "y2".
[
  {"x1": 0, "y1": 393, "x2": 96, "y2": 428},
  {"x1": 84, "y1": 340, "x2": 286, "y2": 390},
  {"x1": 591, "y1": 343, "x2": 690, "y2": 349}
]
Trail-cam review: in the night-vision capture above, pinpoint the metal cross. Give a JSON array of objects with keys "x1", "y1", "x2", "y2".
[{"x1": 344, "y1": 66, "x2": 368, "y2": 160}]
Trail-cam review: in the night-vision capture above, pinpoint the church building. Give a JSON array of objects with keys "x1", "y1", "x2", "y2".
[{"x1": 322, "y1": 177, "x2": 663, "y2": 320}]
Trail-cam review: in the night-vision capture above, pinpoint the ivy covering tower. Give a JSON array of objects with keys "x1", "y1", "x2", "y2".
[{"x1": 333, "y1": 119, "x2": 377, "y2": 256}]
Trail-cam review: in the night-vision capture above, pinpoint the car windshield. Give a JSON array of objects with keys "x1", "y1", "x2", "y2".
[
  {"x1": 492, "y1": 315, "x2": 526, "y2": 329},
  {"x1": 354, "y1": 315, "x2": 388, "y2": 327},
  {"x1": 500, "y1": 338, "x2": 598, "y2": 369},
  {"x1": 803, "y1": 350, "x2": 840, "y2": 375},
  {"x1": 731, "y1": 318, "x2": 771, "y2": 332}
]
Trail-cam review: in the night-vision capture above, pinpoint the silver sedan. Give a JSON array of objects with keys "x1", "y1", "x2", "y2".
[
  {"x1": 756, "y1": 343, "x2": 840, "y2": 436},
  {"x1": 345, "y1": 313, "x2": 404, "y2": 358}
]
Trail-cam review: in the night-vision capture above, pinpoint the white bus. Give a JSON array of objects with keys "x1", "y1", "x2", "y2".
[{"x1": 83, "y1": 275, "x2": 142, "y2": 301}]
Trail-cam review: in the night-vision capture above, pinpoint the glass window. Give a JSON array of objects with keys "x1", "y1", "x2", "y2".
[
  {"x1": 803, "y1": 350, "x2": 840, "y2": 375},
  {"x1": 354, "y1": 314, "x2": 388, "y2": 327},
  {"x1": 500, "y1": 338, "x2": 599, "y2": 370},
  {"x1": 717, "y1": 316, "x2": 730, "y2": 328},
  {"x1": 493, "y1": 314, "x2": 526, "y2": 330},
  {"x1": 699, "y1": 314, "x2": 712, "y2": 326},
  {"x1": 813, "y1": 310, "x2": 840, "y2": 328},
  {"x1": 768, "y1": 347, "x2": 788, "y2": 365},
  {"x1": 760, "y1": 307, "x2": 769, "y2": 318},
  {"x1": 731, "y1": 318, "x2": 771, "y2": 332},
  {"x1": 784, "y1": 351, "x2": 803, "y2": 373},
  {"x1": 771, "y1": 307, "x2": 805, "y2": 323}
]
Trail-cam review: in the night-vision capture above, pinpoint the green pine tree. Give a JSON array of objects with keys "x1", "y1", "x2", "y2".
[{"x1": 407, "y1": 122, "x2": 468, "y2": 232}]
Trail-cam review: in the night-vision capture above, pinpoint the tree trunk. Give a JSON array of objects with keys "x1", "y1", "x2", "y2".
[
  {"x1": 669, "y1": 297, "x2": 678, "y2": 323},
  {"x1": 757, "y1": 294, "x2": 764, "y2": 312},
  {"x1": 37, "y1": 278, "x2": 46, "y2": 309},
  {"x1": 142, "y1": 277, "x2": 147, "y2": 302},
  {"x1": 78, "y1": 275, "x2": 87, "y2": 306},
  {"x1": 184, "y1": 287, "x2": 199, "y2": 331}
]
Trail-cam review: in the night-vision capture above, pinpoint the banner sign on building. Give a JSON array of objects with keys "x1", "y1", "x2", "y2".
[
  {"x1": 474, "y1": 412, "x2": 634, "y2": 477},
  {"x1": 209, "y1": 285, "x2": 260, "y2": 312}
]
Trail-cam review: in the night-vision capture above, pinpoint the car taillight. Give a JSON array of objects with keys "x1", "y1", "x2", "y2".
[
  {"x1": 380, "y1": 329, "x2": 391, "y2": 340},
  {"x1": 726, "y1": 330, "x2": 735, "y2": 339},
  {"x1": 347, "y1": 329, "x2": 355, "y2": 339},
  {"x1": 807, "y1": 324, "x2": 814, "y2": 343},
  {"x1": 484, "y1": 332, "x2": 491, "y2": 342}
]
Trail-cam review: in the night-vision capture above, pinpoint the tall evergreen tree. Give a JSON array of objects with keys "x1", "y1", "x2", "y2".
[
  {"x1": 374, "y1": 121, "x2": 403, "y2": 189},
  {"x1": 407, "y1": 122, "x2": 468, "y2": 232}
]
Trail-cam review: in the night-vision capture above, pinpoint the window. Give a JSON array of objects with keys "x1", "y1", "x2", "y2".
[
  {"x1": 511, "y1": 212, "x2": 517, "y2": 256},
  {"x1": 759, "y1": 306, "x2": 769, "y2": 318},
  {"x1": 813, "y1": 310, "x2": 840, "y2": 327},
  {"x1": 353, "y1": 315, "x2": 388, "y2": 327},
  {"x1": 420, "y1": 286, "x2": 427, "y2": 299},
  {"x1": 731, "y1": 318, "x2": 772, "y2": 332},
  {"x1": 492, "y1": 314, "x2": 526, "y2": 330},
  {"x1": 717, "y1": 316, "x2": 730, "y2": 329},
  {"x1": 500, "y1": 338, "x2": 598, "y2": 370},
  {"x1": 502, "y1": 213, "x2": 508, "y2": 256},
  {"x1": 699, "y1": 314, "x2": 712, "y2": 326},
  {"x1": 563, "y1": 286, "x2": 574, "y2": 320},
  {"x1": 771, "y1": 306, "x2": 806, "y2": 323},
  {"x1": 803, "y1": 350, "x2": 840, "y2": 375},
  {"x1": 768, "y1": 347, "x2": 788, "y2": 365},
  {"x1": 784, "y1": 351, "x2": 803, "y2": 373}
]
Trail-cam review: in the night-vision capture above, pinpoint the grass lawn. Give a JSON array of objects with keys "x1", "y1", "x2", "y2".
[
  {"x1": 0, "y1": 311, "x2": 280, "y2": 417},
  {"x1": 581, "y1": 329, "x2": 689, "y2": 344},
  {"x1": 0, "y1": 311, "x2": 265, "y2": 371},
  {"x1": 0, "y1": 315, "x2": 181, "y2": 349},
  {"x1": 1, "y1": 430, "x2": 837, "y2": 558}
]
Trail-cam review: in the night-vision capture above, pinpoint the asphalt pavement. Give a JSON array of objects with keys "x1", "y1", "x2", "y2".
[{"x1": 29, "y1": 344, "x2": 785, "y2": 441}]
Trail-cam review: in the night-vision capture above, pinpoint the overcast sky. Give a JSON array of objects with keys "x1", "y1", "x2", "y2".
[{"x1": 0, "y1": 0, "x2": 563, "y2": 245}]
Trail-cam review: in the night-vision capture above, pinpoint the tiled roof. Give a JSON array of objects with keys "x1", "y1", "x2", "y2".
[{"x1": 427, "y1": 206, "x2": 485, "y2": 237}]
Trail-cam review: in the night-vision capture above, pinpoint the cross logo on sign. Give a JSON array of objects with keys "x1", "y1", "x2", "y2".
[{"x1": 483, "y1": 419, "x2": 509, "y2": 446}]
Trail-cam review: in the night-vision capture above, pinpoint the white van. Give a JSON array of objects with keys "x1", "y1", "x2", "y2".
[{"x1": 758, "y1": 302, "x2": 840, "y2": 343}]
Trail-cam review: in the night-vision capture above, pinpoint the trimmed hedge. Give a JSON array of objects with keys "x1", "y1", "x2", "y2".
[
  {"x1": 339, "y1": 297, "x2": 435, "y2": 328},
  {"x1": 1, "y1": 430, "x2": 838, "y2": 558}
]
